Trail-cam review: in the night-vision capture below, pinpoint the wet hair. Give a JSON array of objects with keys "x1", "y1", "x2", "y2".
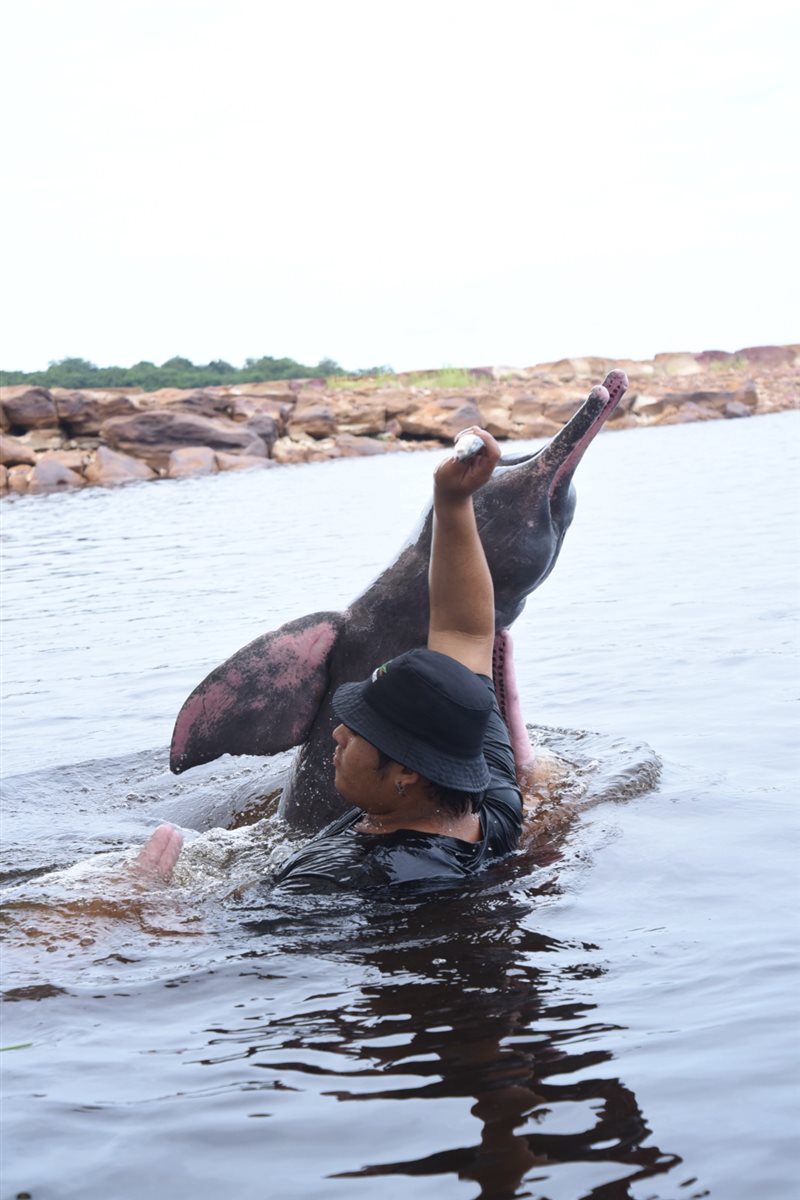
[{"x1": 375, "y1": 750, "x2": 483, "y2": 817}]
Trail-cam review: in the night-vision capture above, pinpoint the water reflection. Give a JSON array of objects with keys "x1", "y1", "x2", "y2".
[{"x1": 230, "y1": 878, "x2": 686, "y2": 1199}]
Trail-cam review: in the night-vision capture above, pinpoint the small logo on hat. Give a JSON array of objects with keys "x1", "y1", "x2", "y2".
[{"x1": 371, "y1": 660, "x2": 392, "y2": 683}]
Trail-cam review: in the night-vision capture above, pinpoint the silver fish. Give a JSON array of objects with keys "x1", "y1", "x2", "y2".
[{"x1": 453, "y1": 432, "x2": 484, "y2": 462}]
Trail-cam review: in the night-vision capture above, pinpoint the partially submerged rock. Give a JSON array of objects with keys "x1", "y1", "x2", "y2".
[
  {"x1": 168, "y1": 446, "x2": 218, "y2": 478},
  {"x1": 84, "y1": 446, "x2": 157, "y2": 486},
  {"x1": 102, "y1": 411, "x2": 268, "y2": 471},
  {"x1": 26, "y1": 459, "x2": 85, "y2": 494},
  {"x1": 6, "y1": 464, "x2": 31, "y2": 494},
  {"x1": 333, "y1": 433, "x2": 394, "y2": 457},
  {"x1": 215, "y1": 450, "x2": 276, "y2": 472}
]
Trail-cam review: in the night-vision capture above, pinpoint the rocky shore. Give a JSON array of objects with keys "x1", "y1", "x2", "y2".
[{"x1": 1, "y1": 345, "x2": 796, "y2": 496}]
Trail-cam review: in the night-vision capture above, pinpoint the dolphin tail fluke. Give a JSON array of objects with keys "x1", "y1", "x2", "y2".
[{"x1": 170, "y1": 611, "x2": 344, "y2": 774}]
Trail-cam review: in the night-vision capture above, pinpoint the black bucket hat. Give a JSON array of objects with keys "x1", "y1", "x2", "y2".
[{"x1": 332, "y1": 648, "x2": 492, "y2": 791}]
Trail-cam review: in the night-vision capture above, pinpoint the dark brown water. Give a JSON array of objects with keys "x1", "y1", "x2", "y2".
[{"x1": 2, "y1": 413, "x2": 798, "y2": 1199}]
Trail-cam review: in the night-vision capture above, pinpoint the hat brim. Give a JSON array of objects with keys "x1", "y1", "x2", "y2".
[{"x1": 333, "y1": 679, "x2": 491, "y2": 792}]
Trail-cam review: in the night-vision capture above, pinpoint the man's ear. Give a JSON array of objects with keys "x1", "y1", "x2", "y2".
[{"x1": 396, "y1": 765, "x2": 420, "y2": 789}]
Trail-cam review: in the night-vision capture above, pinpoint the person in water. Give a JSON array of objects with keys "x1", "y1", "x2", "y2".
[{"x1": 137, "y1": 427, "x2": 524, "y2": 891}]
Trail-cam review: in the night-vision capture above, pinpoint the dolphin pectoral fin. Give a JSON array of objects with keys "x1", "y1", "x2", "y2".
[{"x1": 170, "y1": 611, "x2": 344, "y2": 773}]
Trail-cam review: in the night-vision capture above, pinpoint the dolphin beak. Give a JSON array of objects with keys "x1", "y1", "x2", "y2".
[{"x1": 544, "y1": 370, "x2": 628, "y2": 499}]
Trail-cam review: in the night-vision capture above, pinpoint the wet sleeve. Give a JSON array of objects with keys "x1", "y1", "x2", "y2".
[
  {"x1": 477, "y1": 677, "x2": 523, "y2": 852},
  {"x1": 271, "y1": 811, "x2": 393, "y2": 893}
]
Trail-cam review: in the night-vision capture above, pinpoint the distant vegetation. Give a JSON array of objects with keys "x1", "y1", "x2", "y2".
[
  {"x1": 0, "y1": 355, "x2": 350, "y2": 391},
  {"x1": 0, "y1": 357, "x2": 491, "y2": 392},
  {"x1": 329, "y1": 367, "x2": 486, "y2": 390}
]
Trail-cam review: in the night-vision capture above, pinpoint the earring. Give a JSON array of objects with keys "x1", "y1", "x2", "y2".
[{"x1": 395, "y1": 781, "x2": 406, "y2": 796}]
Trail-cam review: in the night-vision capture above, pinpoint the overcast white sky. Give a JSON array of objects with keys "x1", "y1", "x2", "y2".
[{"x1": 2, "y1": 0, "x2": 797, "y2": 373}]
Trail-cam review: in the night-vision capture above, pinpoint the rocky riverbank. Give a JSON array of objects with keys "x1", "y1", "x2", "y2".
[{"x1": 1, "y1": 345, "x2": 797, "y2": 496}]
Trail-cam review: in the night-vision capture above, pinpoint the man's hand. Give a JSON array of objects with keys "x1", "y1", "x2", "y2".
[
  {"x1": 133, "y1": 824, "x2": 184, "y2": 882},
  {"x1": 434, "y1": 427, "x2": 501, "y2": 502}
]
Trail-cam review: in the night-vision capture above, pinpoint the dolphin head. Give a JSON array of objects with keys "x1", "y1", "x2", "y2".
[{"x1": 476, "y1": 370, "x2": 628, "y2": 626}]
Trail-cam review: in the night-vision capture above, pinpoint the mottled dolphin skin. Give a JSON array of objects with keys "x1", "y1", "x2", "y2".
[{"x1": 171, "y1": 370, "x2": 628, "y2": 832}]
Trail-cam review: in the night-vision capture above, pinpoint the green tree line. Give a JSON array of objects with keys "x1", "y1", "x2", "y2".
[{"x1": 0, "y1": 354, "x2": 375, "y2": 390}]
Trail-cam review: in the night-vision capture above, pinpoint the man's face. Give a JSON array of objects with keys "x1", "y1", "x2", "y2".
[{"x1": 332, "y1": 723, "x2": 396, "y2": 812}]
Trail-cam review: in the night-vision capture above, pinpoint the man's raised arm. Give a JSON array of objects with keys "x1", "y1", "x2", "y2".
[{"x1": 427, "y1": 428, "x2": 501, "y2": 676}]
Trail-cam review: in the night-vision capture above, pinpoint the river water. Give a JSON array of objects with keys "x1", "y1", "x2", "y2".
[{"x1": 1, "y1": 412, "x2": 798, "y2": 1200}]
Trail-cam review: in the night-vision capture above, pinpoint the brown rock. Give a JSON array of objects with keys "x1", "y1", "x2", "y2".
[
  {"x1": 168, "y1": 447, "x2": 218, "y2": 478},
  {"x1": 0, "y1": 464, "x2": 6, "y2": 490},
  {"x1": 228, "y1": 394, "x2": 293, "y2": 432},
  {"x1": 228, "y1": 381, "x2": 296, "y2": 398},
  {"x1": 510, "y1": 396, "x2": 562, "y2": 438},
  {"x1": 615, "y1": 359, "x2": 655, "y2": 380},
  {"x1": 543, "y1": 357, "x2": 614, "y2": 383},
  {"x1": 1, "y1": 387, "x2": 58, "y2": 431},
  {"x1": 694, "y1": 350, "x2": 735, "y2": 366},
  {"x1": 724, "y1": 401, "x2": 753, "y2": 419},
  {"x1": 660, "y1": 385, "x2": 758, "y2": 413},
  {"x1": 0, "y1": 384, "x2": 38, "y2": 403},
  {"x1": 653, "y1": 353, "x2": 702, "y2": 377},
  {"x1": 102, "y1": 411, "x2": 267, "y2": 471},
  {"x1": 735, "y1": 383, "x2": 759, "y2": 409},
  {"x1": 509, "y1": 392, "x2": 542, "y2": 415},
  {"x1": 542, "y1": 395, "x2": 584, "y2": 423},
  {"x1": 329, "y1": 392, "x2": 387, "y2": 436},
  {"x1": 170, "y1": 390, "x2": 232, "y2": 419},
  {"x1": 53, "y1": 390, "x2": 138, "y2": 435},
  {"x1": 604, "y1": 387, "x2": 637, "y2": 420},
  {"x1": 606, "y1": 413, "x2": 640, "y2": 430},
  {"x1": 631, "y1": 393, "x2": 670, "y2": 418},
  {"x1": 67, "y1": 435, "x2": 102, "y2": 454},
  {"x1": 476, "y1": 396, "x2": 513, "y2": 439},
  {"x1": 306, "y1": 437, "x2": 346, "y2": 461},
  {"x1": 653, "y1": 402, "x2": 721, "y2": 425},
  {"x1": 333, "y1": 434, "x2": 392, "y2": 457},
  {"x1": 133, "y1": 387, "x2": 201, "y2": 409},
  {"x1": 84, "y1": 446, "x2": 158, "y2": 485},
  {"x1": 271, "y1": 436, "x2": 319, "y2": 464},
  {"x1": 381, "y1": 389, "x2": 416, "y2": 420},
  {"x1": 215, "y1": 451, "x2": 276, "y2": 472},
  {"x1": 0, "y1": 433, "x2": 36, "y2": 467},
  {"x1": 20, "y1": 429, "x2": 65, "y2": 452},
  {"x1": 735, "y1": 345, "x2": 795, "y2": 367},
  {"x1": 38, "y1": 449, "x2": 88, "y2": 471},
  {"x1": 398, "y1": 396, "x2": 483, "y2": 440},
  {"x1": 288, "y1": 395, "x2": 338, "y2": 440},
  {"x1": 243, "y1": 412, "x2": 279, "y2": 452},
  {"x1": 7, "y1": 464, "x2": 31, "y2": 493},
  {"x1": 666, "y1": 389, "x2": 731, "y2": 409},
  {"x1": 514, "y1": 415, "x2": 563, "y2": 438},
  {"x1": 27, "y1": 459, "x2": 85, "y2": 493}
]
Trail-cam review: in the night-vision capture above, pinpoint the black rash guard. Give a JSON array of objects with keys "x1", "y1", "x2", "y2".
[{"x1": 272, "y1": 678, "x2": 522, "y2": 894}]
